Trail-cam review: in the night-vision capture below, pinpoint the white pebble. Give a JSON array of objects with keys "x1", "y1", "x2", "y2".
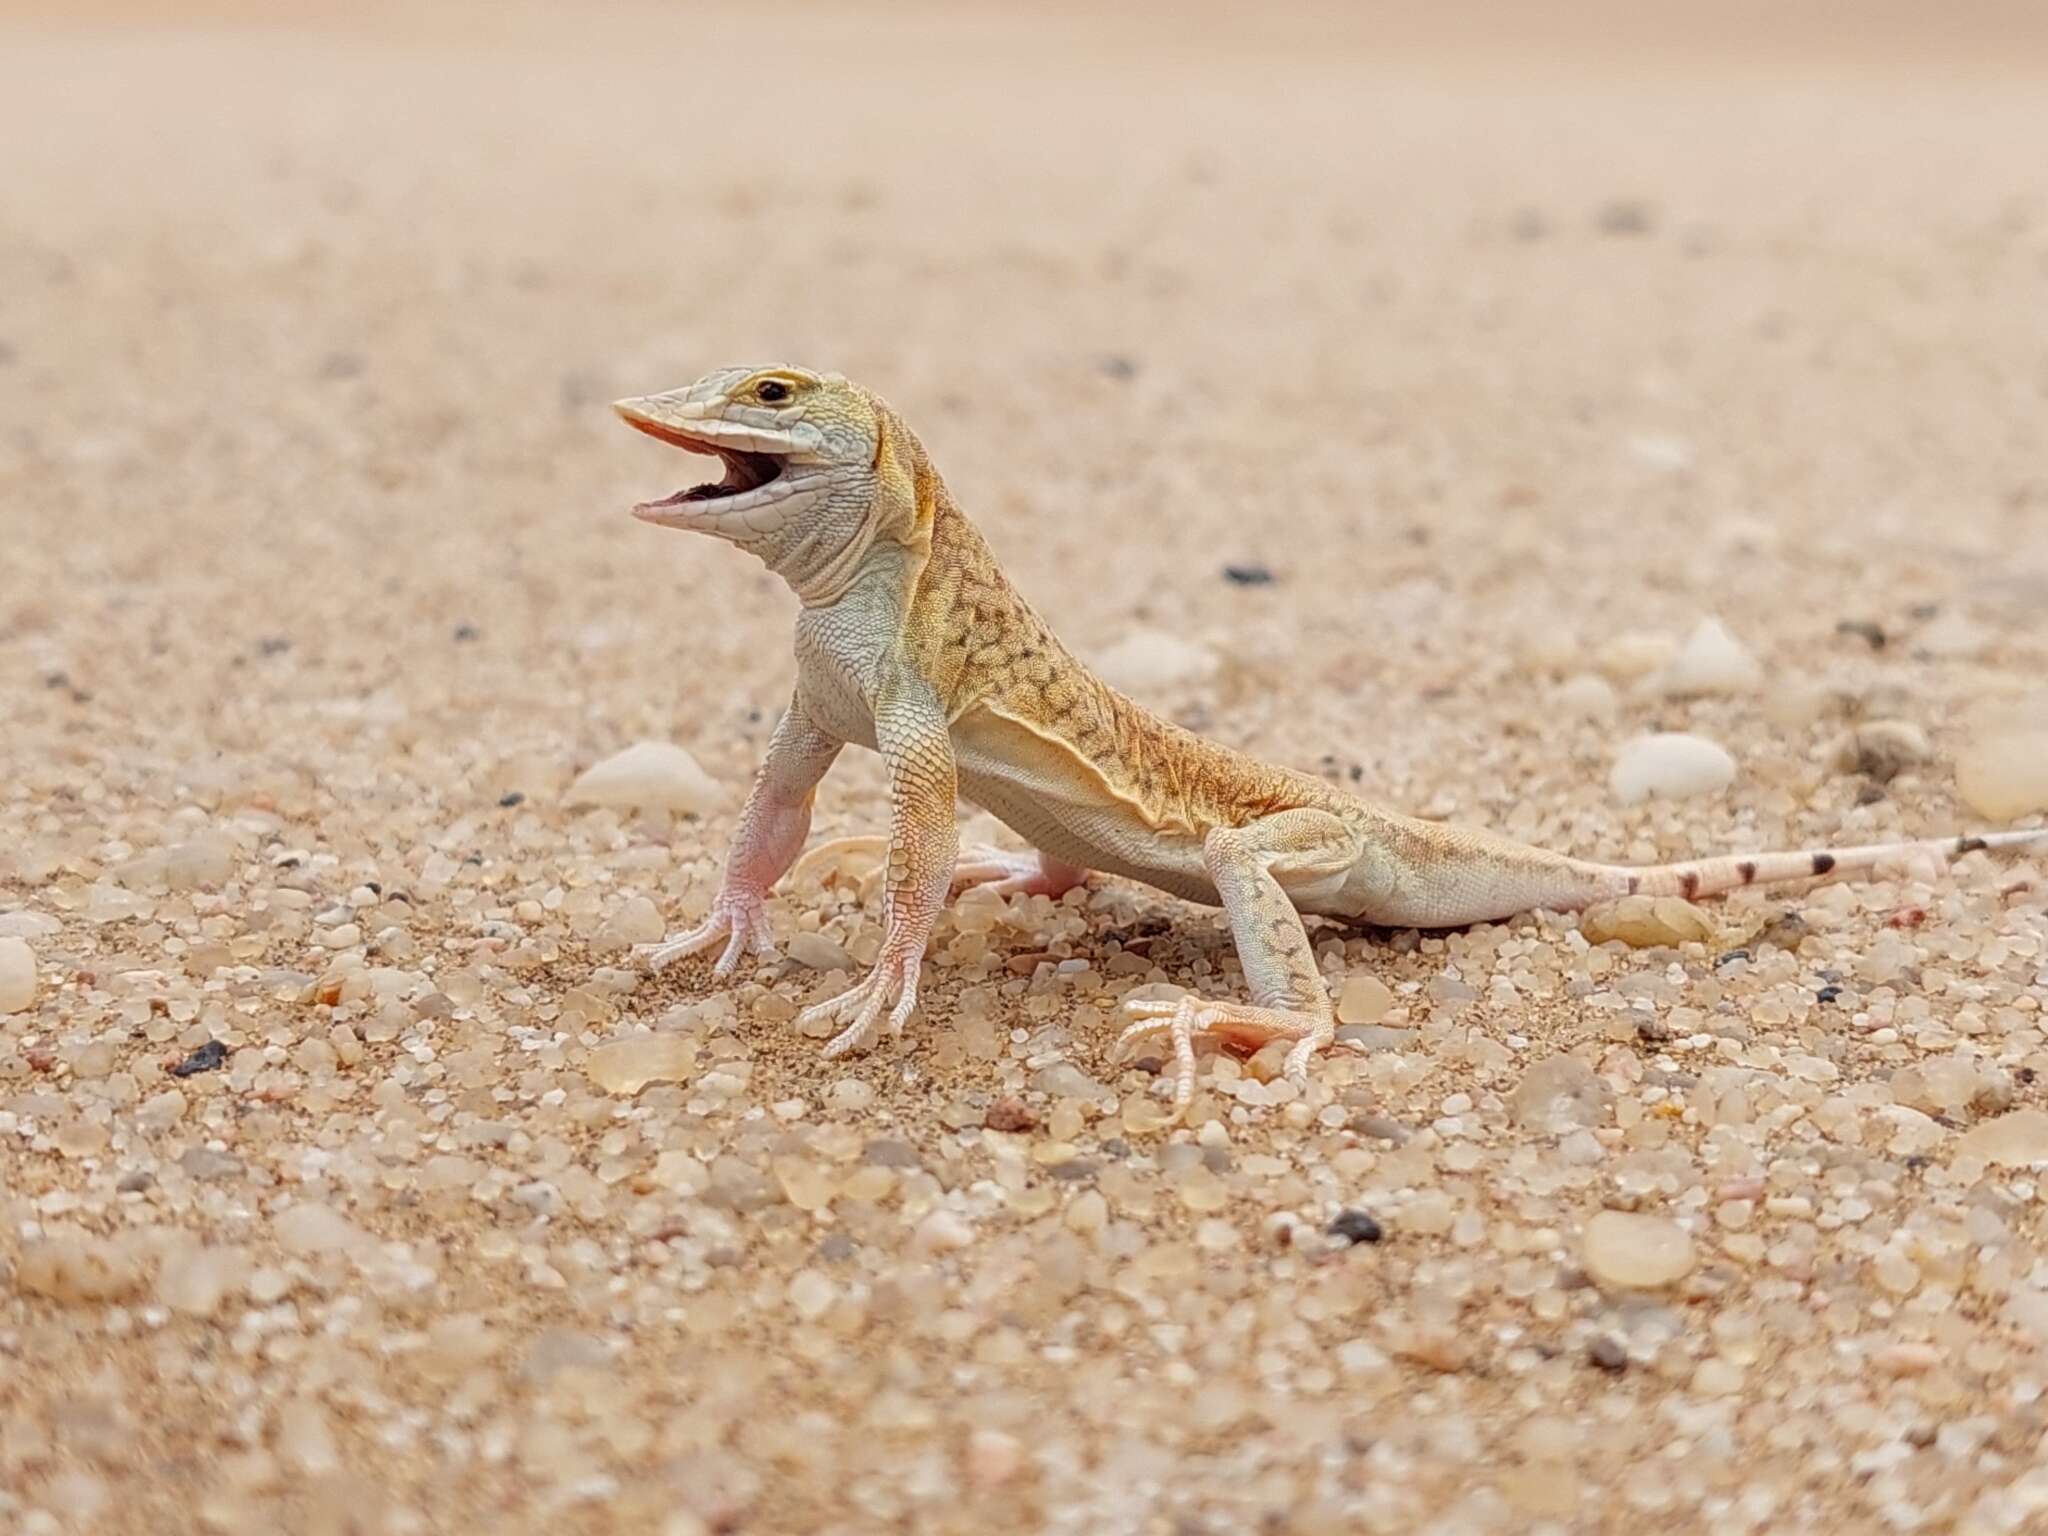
[
  {"x1": 1609, "y1": 733, "x2": 1737, "y2": 804},
  {"x1": 1090, "y1": 629, "x2": 1219, "y2": 693},
  {"x1": 1654, "y1": 618, "x2": 1761, "y2": 697},
  {"x1": 1955, "y1": 701, "x2": 2048, "y2": 820},
  {"x1": 1554, "y1": 673, "x2": 1618, "y2": 721},
  {"x1": 1582, "y1": 1210, "x2": 1697, "y2": 1289},
  {"x1": 1957, "y1": 1110, "x2": 2048, "y2": 1167},
  {"x1": 0, "y1": 937, "x2": 36, "y2": 1013},
  {"x1": 566, "y1": 741, "x2": 724, "y2": 815}
]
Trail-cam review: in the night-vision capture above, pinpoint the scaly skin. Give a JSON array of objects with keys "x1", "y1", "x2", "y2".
[{"x1": 613, "y1": 365, "x2": 2048, "y2": 1115}]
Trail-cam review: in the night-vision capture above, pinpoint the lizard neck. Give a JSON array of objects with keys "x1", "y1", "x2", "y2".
[{"x1": 780, "y1": 399, "x2": 939, "y2": 610}]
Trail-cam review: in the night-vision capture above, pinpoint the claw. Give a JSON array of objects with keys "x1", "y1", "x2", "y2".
[
  {"x1": 1114, "y1": 992, "x2": 1335, "y2": 1120},
  {"x1": 800, "y1": 952, "x2": 923, "y2": 1058},
  {"x1": 638, "y1": 888, "x2": 775, "y2": 974}
]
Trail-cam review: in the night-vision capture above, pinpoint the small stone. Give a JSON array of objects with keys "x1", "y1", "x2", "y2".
[
  {"x1": 179, "y1": 1146, "x2": 245, "y2": 1181},
  {"x1": 1872, "y1": 1342, "x2": 1940, "y2": 1377},
  {"x1": 0, "y1": 936, "x2": 37, "y2": 1013},
  {"x1": 1581, "y1": 1210, "x2": 1697, "y2": 1289},
  {"x1": 170, "y1": 1039, "x2": 228, "y2": 1077},
  {"x1": 157, "y1": 1244, "x2": 251, "y2": 1318},
  {"x1": 275, "y1": 1399, "x2": 340, "y2": 1475},
  {"x1": 602, "y1": 895, "x2": 665, "y2": 946},
  {"x1": 1090, "y1": 629, "x2": 1219, "y2": 693},
  {"x1": 566, "y1": 741, "x2": 723, "y2": 815},
  {"x1": 1587, "y1": 1336, "x2": 1628, "y2": 1372},
  {"x1": 1956, "y1": 1109, "x2": 2048, "y2": 1167},
  {"x1": 1327, "y1": 1209, "x2": 1384, "y2": 1245},
  {"x1": 773, "y1": 1156, "x2": 834, "y2": 1212},
  {"x1": 1510, "y1": 1055, "x2": 1614, "y2": 1133},
  {"x1": 786, "y1": 1269, "x2": 836, "y2": 1320},
  {"x1": 1955, "y1": 700, "x2": 2048, "y2": 819},
  {"x1": 1654, "y1": 618, "x2": 1761, "y2": 697},
  {"x1": 273, "y1": 1202, "x2": 368, "y2": 1256},
  {"x1": 162, "y1": 836, "x2": 236, "y2": 890},
  {"x1": 984, "y1": 1096, "x2": 1037, "y2": 1134},
  {"x1": 965, "y1": 1428, "x2": 1026, "y2": 1490},
  {"x1": 1916, "y1": 609, "x2": 1989, "y2": 658},
  {"x1": 1335, "y1": 974, "x2": 1392, "y2": 1026},
  {"x1": 1832, "y1": 719, "x2": 1933, "y2": 784},
  {"x1": 1609, "y1": 733, "x2": 1737, "y2": 804},
  {"x1": 1392, "y1": 1326, "x2": 1474, "y2": 1373},
  {"x1": 1595, "y1": 197, "x2": 1655, "y2": 235},
  {"x1": 1030, "y1": 1062, "x2": 1111, "y2": 1102},
  {"x1": 586, "y1": 1034, "x2": 696, "y2": 1096},
  {"x1": 1554, "y1": 673, "x2": 1618, "y2": 721},
  {"x1": 826, "y1": 1078, "x2": 876, "y2": 1113},
  {"x1": 1579, "y1": 896, "x2": 1717, "y2": 948},
  {"x1": 912, "y1": 1209, "x2": 975, "y2": 1253},
  {"x1": 1220, "y1": 564, "x2": 1274, "y2": 586},
  {"x1": 785, "y1": 932, "x2": 855, "y2": 971}
]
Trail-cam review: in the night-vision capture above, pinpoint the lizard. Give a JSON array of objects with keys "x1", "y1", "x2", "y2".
[{"x1": 611, "y1": 363, "x2": 2048, "y2": 1115}]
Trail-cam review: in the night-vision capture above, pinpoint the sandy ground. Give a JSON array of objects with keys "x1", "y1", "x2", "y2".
[{"x1": 5, "y1": 3, "x2": 2048, "y2": 1532}]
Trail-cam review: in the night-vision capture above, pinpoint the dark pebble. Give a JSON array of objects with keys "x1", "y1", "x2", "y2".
[
  {"x1": 1588, "y1": 1336, "x2": 1629, "y2": 1372},
  {"x1": 1594, "y1": 198, "x2": 1655, "y2": 236},
  {"x1": 1099, "y1": 1137, "x2": 1131, "y2": 1159},
  {"x1": 1714, "y1": 949, "x2": 1752, "y2": 968},
  {"x1": 1222, "y1": 564, "x2": 1274, "y2": 586},
  {"x1": 453, "y1": 623, "x2": 481, "y2": 642},
  {"x1": 1834, "y1": 619, "x2": 1887, "y2": 649},
  {"x1": 1636, "y1": 1019, "x2": 1675, "y2": 1044},
  {"x1": 1096, "y1": 355, "x2": 1138, "y2": 380},
  {"x1": 257, "y1": 636, "x2": 291, "y2": 656},
  {"x1": 498, "y1": 791, "x2": 526, "y2": 808},
  {"x1": 170, "y1": 1039, "x2": 228, "y2": 1077},
  {"x1": 1047, "y1": 1159, "x2": 1098, "y2": 1183},
  {"x1": 983, "y1": 1096, "x2": 1037, "y2": 1134},
  {"x1": 1816, "y1": 985, "x2": 1843, "y2": 1004},
  {"x1": 1327, "y1": 1208, "x2": 1383, "y2": 1245}
]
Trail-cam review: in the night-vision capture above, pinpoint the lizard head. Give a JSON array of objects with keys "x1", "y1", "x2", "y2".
[{"x1": 614, "y1": 365, "x2": 917, "y2": 602}]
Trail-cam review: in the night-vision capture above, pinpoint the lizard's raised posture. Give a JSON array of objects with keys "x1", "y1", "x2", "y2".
[{"x1": 614, "y1": 365, "x2": 2045, "y2": 1112}]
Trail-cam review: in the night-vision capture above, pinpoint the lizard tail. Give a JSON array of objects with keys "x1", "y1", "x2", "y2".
[{"x1": 1585, "y1": 829, "x2": 2048, "y2": 904}]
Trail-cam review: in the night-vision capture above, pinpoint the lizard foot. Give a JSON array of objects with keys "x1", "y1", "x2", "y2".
[
  {"x1": 799, "y1": 950, "x2": 924, "y2": 1058},
  {"x1": 1116, "y1": 995, "x2": 1338, "y2": 1117},
  {"x1": 951, "y1": 847, "x2": 1092, "y2": 900},
  {"x1": 636, "y1": 888, "x2": 776, "y2": 978}
]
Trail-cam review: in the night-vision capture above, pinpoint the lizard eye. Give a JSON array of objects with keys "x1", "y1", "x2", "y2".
[{"x1": 755, "y1": 379, "x2": 792, "y2": 403}]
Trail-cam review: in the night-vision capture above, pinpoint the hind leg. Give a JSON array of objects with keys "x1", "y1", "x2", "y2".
[{"x1": 1117, "y1": 808, "x2": 1364, "y2": 1116}]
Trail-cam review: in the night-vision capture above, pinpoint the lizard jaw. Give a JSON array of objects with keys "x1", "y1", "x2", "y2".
[{"x1": 614, "y1": 397, "x2": 806, "y2": 529}]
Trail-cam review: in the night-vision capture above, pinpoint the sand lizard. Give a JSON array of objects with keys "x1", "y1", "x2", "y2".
[{"x1": 613, "y1": 365, "x2": 2046, "y2": 1113}]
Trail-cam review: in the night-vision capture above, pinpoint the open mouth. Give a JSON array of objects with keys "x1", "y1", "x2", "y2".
[
  {"x1": 614, "y1": 403, "x2": 790, "y2": 514},
  {"x1": 637, "y1": 446, "x2": 785, "y2": 508}
]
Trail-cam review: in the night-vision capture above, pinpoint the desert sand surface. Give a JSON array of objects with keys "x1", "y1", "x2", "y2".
[{"x1": 4, "y1": 3, "x2": 2048, "y2": 1532}]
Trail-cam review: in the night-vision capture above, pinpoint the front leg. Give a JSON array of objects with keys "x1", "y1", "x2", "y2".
[
  {"x1": 796, "y1": 673, "x2": 958, "y2": 1058},
  {"x1": 1118, "y1": 808, "x2": 1363, "y2": 1115},
  {"x1": 640, "y1": 695, "x2": 842, "y2": 976}
]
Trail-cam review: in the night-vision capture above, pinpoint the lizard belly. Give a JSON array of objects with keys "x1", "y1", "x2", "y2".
[{"x1": 952, "y1": 719, "x2": 1220, "y2": 905}]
